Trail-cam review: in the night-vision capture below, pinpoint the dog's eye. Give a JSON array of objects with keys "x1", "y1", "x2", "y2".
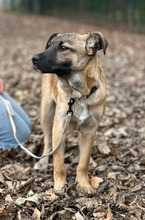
[{"x1": 59, "y1": 45, "x2": 69, "y2": 51}]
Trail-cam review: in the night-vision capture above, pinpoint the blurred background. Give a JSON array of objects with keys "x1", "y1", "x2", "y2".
[{"x1": 0, "y1": 0, "x2": 145, "y2": 33}]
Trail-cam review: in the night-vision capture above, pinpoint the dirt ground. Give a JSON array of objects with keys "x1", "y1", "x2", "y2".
[{"x1": 0, "y1": 12, "x2": 145, "y2": 220}]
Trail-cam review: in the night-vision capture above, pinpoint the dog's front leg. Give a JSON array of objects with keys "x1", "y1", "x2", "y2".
[
  {"x1": 52, "y1": 114, "x2": 66, "y2": 191},
  {"x1": 77, "y1": 126, "x2": 96, "y2": 193}
]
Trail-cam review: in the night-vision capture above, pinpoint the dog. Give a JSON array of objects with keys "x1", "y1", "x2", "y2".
[{"x1": 32, "y1": 32, "x2": 108, "y2": 193}]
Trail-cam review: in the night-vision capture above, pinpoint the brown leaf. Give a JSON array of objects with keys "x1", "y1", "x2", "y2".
[
  {"x1": 50, "y1": 210, "x2": 72, "y2": 220},
  {"x1": 130, "y1": 183, "x2": 143, "y2": 192},
  {"x1": 33, "y1": 208, "x2": 41, "y2": 220},
  {"x1": 104, "y1": 128, "x2": 115, "y2": 137},
  {"x1": 93, "y1": 212, "x2": 106, "y2": 218},
  {"x1": 110, "y1": 147, "x2": 121, "y2": 156},
  {"x1": 89, "y1": 157, "x2": 97, "y2": 167},
  {"x1": 140, "y1": 159, "x2": 145, "y2": 166},
  {"x1": 23, "y1": 167, "x2": 32, "y2": 174},
  {"x1": 106, "y1": 210, "x2": 113, "y2": 220},
  {"x1": 5, "y1": 194, "x2": 13, "y2": 203},
  {"x1": 47, "y1": 192, "x2": 56, "y2": 200},
  {"x1": 4, "y1": 169, "x2": 14, "y2": 175},
  {"x1": 0, "y1": 206, "x2": 6, "y2": 214},
  {"x1": 75, "y1": 212, "x2": 84, "y2": 220},
  {"x1": 107, "y1": 172, "x2": 116, "y2": 180},
  {"x1": 76, "y1": 197, "x2": 98, "y2": 209},
  {"x1": 98, "y1": 143, "x2": 110, "y2": 155},
  {"x1": 0, "y1": 171, "x2": 5, "y2": 184},
  {"x1": 91, "y1": 176, "x2": 103, "y2": 190}
]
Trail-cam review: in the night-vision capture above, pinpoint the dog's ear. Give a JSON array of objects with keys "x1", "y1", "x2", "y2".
[
  {"x1": 45, "y1": 33, "x2": 58, "y2": 50},
  {"x1": 86, "y1": 32, "x2": 108, "y2": 55}
]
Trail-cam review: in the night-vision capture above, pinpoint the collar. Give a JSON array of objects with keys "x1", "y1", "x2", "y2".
[
  {"x1": 80, "y1": 78, "x2": 101, "y2": 100},
  {"x1": 67, "y1": 78, "x2": 101, "y2": 115}
]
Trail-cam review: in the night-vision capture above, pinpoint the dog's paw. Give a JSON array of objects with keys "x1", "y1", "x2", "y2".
[
  {"x1": 76, "y1": 183, "x2": 96, "y2": 195},
  {"x1": 54, "y1": 181, "x2": 67, "y2": 192},
  {"x1": 33, "y1": 157, "x2": 49, "y2": 170},
  {"x1": 53, "y1": 184, "x2": 68, "y2": 195},
  {"x1": 33, "y1": 162, "x2": 48, "y2": 171}
]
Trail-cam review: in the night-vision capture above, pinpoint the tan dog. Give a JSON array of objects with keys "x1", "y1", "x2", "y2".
[{"x1": 32, "y1": 32, "x2": 108, "y2": 193}]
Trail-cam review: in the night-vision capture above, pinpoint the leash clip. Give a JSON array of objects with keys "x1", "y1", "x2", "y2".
[{"x1": 67, "y1": 98, "x2": 75, "y2": 116}]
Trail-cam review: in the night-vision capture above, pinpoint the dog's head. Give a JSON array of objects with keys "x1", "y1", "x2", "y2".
[{"x1": 32, "y1": 32, "x2": 108, "y2": 76}]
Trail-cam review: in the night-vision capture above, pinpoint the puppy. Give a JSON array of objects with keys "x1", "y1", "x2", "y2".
[{"x1": 32, "y1": 32, "x2": 108, "y2": 193}]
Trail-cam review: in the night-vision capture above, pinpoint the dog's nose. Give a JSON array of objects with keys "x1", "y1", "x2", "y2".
[{"x1": 32, "y1": 55, "x2": 40, "y2": 64}]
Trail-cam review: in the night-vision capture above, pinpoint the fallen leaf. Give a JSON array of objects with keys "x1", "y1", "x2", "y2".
[
  {"x1": 107, "y1": 172, "x2": 116, "y2": 180},
  {"x1": 4, "y1": 169, "x2": 14, "y2": 175},
  {"x1": 15, "y1": 193, "x2": 41, "y2": 205},
  {"x1": 75, "y1": 211, "x2": 84, "y2": 220},
  {"x1": 89, "y1": 157, "x2": 97, "y2": 167},
  {"x1": 106, "y1": 210, "x2": 113, "y2": 220},
  {"x1": 76, "y1": 197, "x2": 98, "y2": 209},
  {"x1": 0, "y1": 171, "x2": 5, "y2": 184},
  {"x1": 104, "y1": 128, "x2": 115, "y2": 137},
  {"x1": 47, "y1": 192, "x2": 56, "y2": 200},
  {"x1": 130, "y1": 183, "x2": 143, "y2": 192},
  {"x1": 5, "y1": 181, "x2": 13, "y2": 189},
  {"x1": 104, "y1": 127, "x2": 128, "y2": 138},
  {"x1": 0, "y1": 206, "x2": 6, "y2": 214},
  {"x1": 140, "y1": 159, "x2": 145, "y2": 166},
  {"x1": 50, "y1": 210, "x2": 73, "y2": 220},
  {"x1": 15, "y1": 197, "x2": 26, "y2": 205},
  {"x1": 5, "y1": 194, "x2": 13, "y2": 203},
  {"x1": 33, "y1": 208, "x2": 41, "y2": 220},
  {"x1": 98, "y1": 143, "x2": 110, "y2": 155},
  {"x1": 110, "y1": 147, "x2": 121, "y2": 156},
  {"x1": 93, "y1": 212, "x2": 106, "y2": 218},
  {"x1": 91, "y1": 176, "x2": 103, "y2": 190},
  {"x1": 13, "y1": 190, "x2": 18, "y2": 196},
  {"x1": 0, "y1": 188, "x2": 4, "y2": 193},
  {"x1": 96, "y1": 165, "x2": 107, "y2": 172},
  {"x1": 23, "y1": 167, "x2": 32, "y2": 174}
]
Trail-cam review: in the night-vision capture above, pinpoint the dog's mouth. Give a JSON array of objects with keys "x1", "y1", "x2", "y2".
[{"x1": 33, "y1": 64, "x2": 42, "y2": 73}]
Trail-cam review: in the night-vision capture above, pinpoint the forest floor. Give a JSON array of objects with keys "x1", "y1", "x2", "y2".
[{"x1": 0, "y1": 12, "x2": 145, "y2": 220}]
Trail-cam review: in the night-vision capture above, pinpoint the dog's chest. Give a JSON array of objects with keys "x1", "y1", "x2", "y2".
[{"x1": 73, "y1": 100, "x2": 91, "y2": 124}]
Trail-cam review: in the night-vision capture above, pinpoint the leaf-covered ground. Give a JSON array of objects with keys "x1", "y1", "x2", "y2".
[{"x1": 0, "y1": 12, "x2": 145, "y2": 220}]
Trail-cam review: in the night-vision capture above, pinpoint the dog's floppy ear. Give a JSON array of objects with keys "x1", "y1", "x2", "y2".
[
  {"x1": 45, "y1": 33, "x2": 58, "y2": 50},
  {"x1": 86, "y1": 32, "x2": 108, "y2": 55}
]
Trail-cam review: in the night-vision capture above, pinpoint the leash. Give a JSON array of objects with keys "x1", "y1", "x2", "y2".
[
  {"x1": 0, "y1": 79, "x2": 100, "y2": 159},
  {"x1": 0, "y1": 95, "x2": 74, "y2": 159}
]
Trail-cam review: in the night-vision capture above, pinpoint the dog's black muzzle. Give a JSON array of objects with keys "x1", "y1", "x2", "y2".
[
  {"x1": 32, "y1": 50, "x2": 54, "y2": 73},
  {"x1": 32, "y1": 49, "x2": 72, "y2": 76}
]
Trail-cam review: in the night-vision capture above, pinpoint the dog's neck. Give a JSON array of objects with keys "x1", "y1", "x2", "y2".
[
  {"x1": 80, "y1": 55, "x2": 100, "y2": 96},
  {"x1": 58, "y1": 56, "x2": 101, "y2": 99}
]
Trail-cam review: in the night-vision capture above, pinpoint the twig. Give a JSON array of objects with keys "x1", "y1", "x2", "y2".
[
  {"x1": 130, "y1": 196, "x2": 138, "y2": 206},
  {"x1": 136, "y1": 203, "x2": 145, "y2": 211},
  {"x1": 16, "y1": 177, "x2": 35, "y2": 192}
]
